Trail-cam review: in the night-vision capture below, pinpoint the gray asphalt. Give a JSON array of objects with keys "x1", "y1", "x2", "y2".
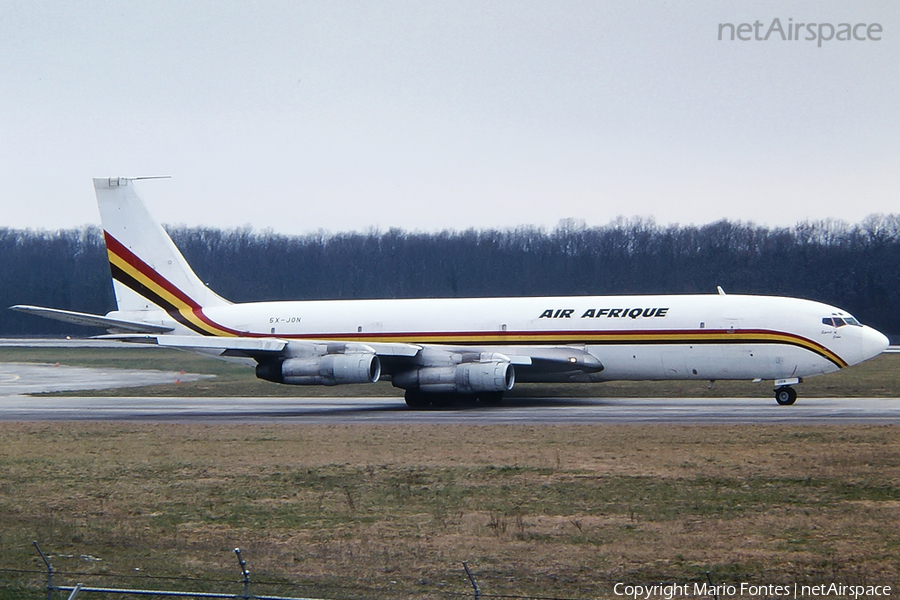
[
  {"x1": 1, "y1": 360, "x2": 898, "y2": 424},
  {"x1": 0, "y1": 362, "x2": 211, "y2": 396},
  {"x1": 2, "y1": 393, "x2": 900, "y2": 424}
]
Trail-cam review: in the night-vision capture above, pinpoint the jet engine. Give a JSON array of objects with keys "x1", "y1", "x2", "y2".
[
  {"x1": 256, "y1": 353, "x2": 381, "y2": 386},
  {"x1": 393, "y1": 360, "x2": 515, "y2": 394}
]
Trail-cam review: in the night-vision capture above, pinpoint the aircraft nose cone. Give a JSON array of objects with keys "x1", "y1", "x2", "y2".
[{"x1": 861, "y1": 326, "x2": 890, "y2": 361}]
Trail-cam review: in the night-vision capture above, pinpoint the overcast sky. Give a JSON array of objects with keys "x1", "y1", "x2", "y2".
[{"x1": 0, "y1": 1, "x2": 897, "y2": 234}]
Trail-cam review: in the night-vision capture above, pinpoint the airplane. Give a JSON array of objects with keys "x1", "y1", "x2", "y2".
[{"x1": 11, "y1": 177, "x2": 890, "y2": 408}]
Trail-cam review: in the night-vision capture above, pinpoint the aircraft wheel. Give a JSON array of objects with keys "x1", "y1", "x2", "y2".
[
  {"x1": 404, "y1": 390, "x2": 430, "y2": 410},
  {"x1": 774, "y1": 386, "x2": 797, "y2": 406},
  {"x1": 404, "y1": 391, "x2": 458, "y2": 409}
]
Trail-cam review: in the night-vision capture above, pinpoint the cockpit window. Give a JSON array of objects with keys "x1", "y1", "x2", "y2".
[{"x1": 823, "y1": 315, "x2": 862, "y2": 328}]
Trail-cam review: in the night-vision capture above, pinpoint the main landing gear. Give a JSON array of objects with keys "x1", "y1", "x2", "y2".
[
  {"x1": 404, "y1": 390, "x2": 503, "y2": 410},
  {"x1": 774, "y1": 386, "x2": 798, "y2": 406}
]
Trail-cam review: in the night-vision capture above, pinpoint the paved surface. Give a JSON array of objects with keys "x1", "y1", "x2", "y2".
[
  {"x1": 0, "y1": 362, "x2": 211, "y2": 396},
  {"x1": 1, "y1": 393, "x2": 899, "y2": 424},
  {"x1": 1, "y1": 358, "x2": 898, "y2": 424}
]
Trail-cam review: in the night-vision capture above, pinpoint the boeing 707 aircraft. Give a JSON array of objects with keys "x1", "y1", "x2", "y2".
[{"x1": 11, "y1": 178, "x2": 890, "y2": 408}]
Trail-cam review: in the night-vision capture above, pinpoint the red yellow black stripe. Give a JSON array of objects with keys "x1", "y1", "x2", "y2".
[
  {"x1": 268, "y1": 328, "x2": 848, "y2": 368},
  {"x1": 105, "y1": 231, "x2": 240, "y2": 337}
]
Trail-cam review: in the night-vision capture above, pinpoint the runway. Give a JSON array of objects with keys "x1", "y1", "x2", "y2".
[
  {"x1": 2, "y1": 394, "x2": 899, "y2": 424},
  {"x1": 1, "y1": 360, "x2": 898, "y2": 424}
]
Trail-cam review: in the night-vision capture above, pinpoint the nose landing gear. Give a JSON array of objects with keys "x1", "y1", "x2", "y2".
[
  {"x1": 774, "y1": 386, "x2": 797, "y2": 405},
  {"x1": 773, "y1": 377, "x2": 801, "y2": 405}
]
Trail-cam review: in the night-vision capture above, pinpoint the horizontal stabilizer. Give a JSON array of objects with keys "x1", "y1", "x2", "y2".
[{"x1": 9, "y1": 305, "x2": 174, "y2": 334}]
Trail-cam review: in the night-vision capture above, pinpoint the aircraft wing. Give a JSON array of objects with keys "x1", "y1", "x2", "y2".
[
  {"x1": 156, "y1": 335, "x2": 287, "y2": 353},
  {"x1": 95, "y1": 334, "x2": 597, "y2": 376},
  {"x1": 14, "y1": 302, "x2": 600, "y2": 380},
  {"x1": 431, "y1": 345, "x2": 603, "y2": 378},
  {"x1": 9, "y1": 305, "x2": 174, "y2": 334},
  {"x1": 97, "y1": 333, "x2": 423, "y2": 361},
  {"x1": 506, "y1": 346, "x2": 599, "y2": 372}
]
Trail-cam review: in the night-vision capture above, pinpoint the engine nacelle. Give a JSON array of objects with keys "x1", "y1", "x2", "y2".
[
  {"x1": 393, "y1": 361, "x2": 515, "y2": 394},
  {"x1": 256, "y1": 353, "x2": 381, "y2": 386}
]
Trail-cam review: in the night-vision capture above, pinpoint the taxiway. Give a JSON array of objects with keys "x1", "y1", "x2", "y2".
[{"x1": 0, "y1": 361, "x2": 211, "y2": 396}]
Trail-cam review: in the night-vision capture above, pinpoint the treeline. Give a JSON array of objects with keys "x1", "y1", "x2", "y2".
[{"x1": 3, "y1": 215, "x2": 899, "y2": 339}]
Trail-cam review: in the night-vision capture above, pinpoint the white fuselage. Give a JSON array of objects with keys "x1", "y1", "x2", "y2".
[{"x1": 117, "y1": 293, "x2": 889, "y2": 383}]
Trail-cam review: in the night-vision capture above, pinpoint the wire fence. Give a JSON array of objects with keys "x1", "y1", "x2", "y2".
[{"x1": 0, "y1": 542, "x2": 602, "y2": 600}]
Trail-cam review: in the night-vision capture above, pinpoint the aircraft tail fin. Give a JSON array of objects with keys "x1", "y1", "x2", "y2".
[{"x1": 94, "y1": 178, "x2": 231, "y2": 316}]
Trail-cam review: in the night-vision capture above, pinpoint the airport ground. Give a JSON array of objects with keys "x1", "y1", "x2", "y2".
[
  {"x1": 0, "y1": 346, "x2": 899, "y2": 599},
  {"x1": 1, "y1": 344, "x2": 899, "y2": 400}
]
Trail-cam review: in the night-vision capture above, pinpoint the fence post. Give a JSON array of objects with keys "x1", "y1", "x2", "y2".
[
  {"x1": 235, "y1": 548, "x2": 251, "y2": 600},
  {"x1": 462, "y1": 562, "x2": 481, "y2": 600},
  {"x1": 706, "y1": 571, "x2": 720, "y2": 600},
  {"x1": 66, "y1": 583, "x2": 82, "y2": 600},
  {"x1": 33, "y1": 541, "x2": 54, "y2": 600}
]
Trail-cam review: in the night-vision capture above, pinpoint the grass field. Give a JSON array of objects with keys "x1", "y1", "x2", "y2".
[
  {"x1": 1, "y1": 346, "x2": 899, "y2": 398},
  {"x1": 0, "y1": 348, "x2": 898, "y2": 599},
  {"x1": 1, "y1": 424, "x2": 899, "y2": 599}
]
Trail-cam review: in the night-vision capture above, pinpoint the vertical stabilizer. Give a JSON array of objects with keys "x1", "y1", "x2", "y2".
[{"x1": 94, "y1": 177, "x2": 231, "y2": 314}]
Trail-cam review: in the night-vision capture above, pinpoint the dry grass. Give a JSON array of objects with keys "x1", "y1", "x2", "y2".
[{"x1": 2, "y1": 423, "x2": 900, "y2": 599}]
